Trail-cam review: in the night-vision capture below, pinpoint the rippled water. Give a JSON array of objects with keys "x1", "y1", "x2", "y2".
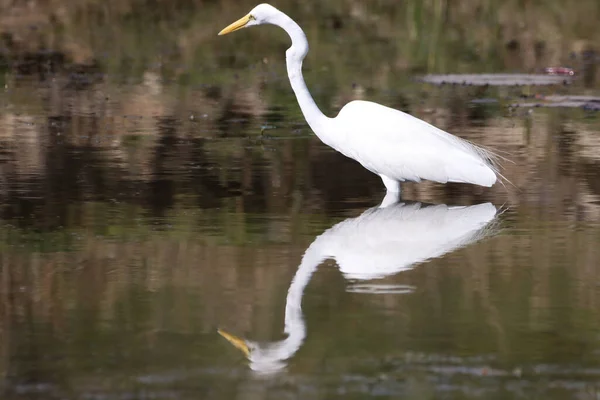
[{"x1": 1, "y1": 67, "x2": 600, "y2": 400}]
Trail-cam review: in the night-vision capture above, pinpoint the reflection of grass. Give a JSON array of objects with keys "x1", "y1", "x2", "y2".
[
  {"x1": 1, "y1": 202, "x2": 600, "y2": 394},
  {"x1": 121, "y1": 134, "x2": 148, "y2": 147},
  {"x1": 0, "y1": 201, "x2": 333, "y2": 253}
]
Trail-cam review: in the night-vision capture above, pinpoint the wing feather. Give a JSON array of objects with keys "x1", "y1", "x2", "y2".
[{"x1": 332, "y1": 100, "x2": 499, "y2": 186}]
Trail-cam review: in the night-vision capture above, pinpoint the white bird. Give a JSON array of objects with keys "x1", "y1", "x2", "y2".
[
  {"x1": 219, "y1": 200, "x2": 498, "y2": 374},
  {"x1": 219, "y1": 4, "x2": 502, "y2": 198}
]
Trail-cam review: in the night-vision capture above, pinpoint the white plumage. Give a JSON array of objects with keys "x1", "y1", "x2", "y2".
[
  {"x1": 332, "y1": 101, "x2": 498, "y2": 189},
  {"x1": 317, "y1": 201, "x2": 497, "y2": 280},
  {"x1": 219, "y1": 4, "x2": 501, "y2": 195}
]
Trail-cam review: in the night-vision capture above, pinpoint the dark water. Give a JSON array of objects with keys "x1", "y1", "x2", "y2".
[{"x1": 1, "y1": 60, "x2": 600, "y2": 400}]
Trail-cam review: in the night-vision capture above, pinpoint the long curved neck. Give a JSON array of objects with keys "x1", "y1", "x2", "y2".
[
  {"x1": 247, "y1": 244, "x2": 324, "y2": 374},
  {"x1": 283, "y1": 245, "x2": 323, "y2": 341},
  {"x1": 271, "y1": 11, "x2": 331, "y2": 136}
]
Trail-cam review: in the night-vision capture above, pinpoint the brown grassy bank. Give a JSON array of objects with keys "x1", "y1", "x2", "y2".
[{"x1": 0, "y1": 0, "x2": 598, "y2": 79}]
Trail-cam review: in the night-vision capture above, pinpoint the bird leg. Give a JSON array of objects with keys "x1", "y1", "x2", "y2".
[
  {"x1": 379, "y1": 191, "x2": 400, "y2": 208},
  {"x1": 380, "y1": 175, "x2": 400, "y2": 193},
  {"x1": 379, "y1": 175, "x2": 401, "y2": 208}
]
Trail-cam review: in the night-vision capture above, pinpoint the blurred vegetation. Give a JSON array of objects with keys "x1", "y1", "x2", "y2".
[{"x1": 1, "y1": 0, "x2": 599, "y2": 83}]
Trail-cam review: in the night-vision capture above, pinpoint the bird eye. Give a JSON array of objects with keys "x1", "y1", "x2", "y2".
[{"x1": 249, "y1": 15, "x2": 256, "y2": 20}]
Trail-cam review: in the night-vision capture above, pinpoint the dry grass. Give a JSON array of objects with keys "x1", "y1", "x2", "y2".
[{"x1": 0, "y1": 0, "x2": 598, "y2": 75}]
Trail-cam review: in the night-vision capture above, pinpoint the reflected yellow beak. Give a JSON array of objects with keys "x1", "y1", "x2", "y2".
[
  {"x1": 218, "y1": 14, "x2": 252, "y2": 35},
  {"x1": 218, "y1": 329, "x2": 250, "y2": 357}
]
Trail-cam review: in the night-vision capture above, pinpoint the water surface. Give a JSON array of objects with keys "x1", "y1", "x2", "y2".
[{"x1": 1, "y1": 6, "x2": 600, "y2": 398}]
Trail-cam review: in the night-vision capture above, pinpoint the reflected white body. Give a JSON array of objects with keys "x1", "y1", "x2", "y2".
[
  {"x1": 219, "y1": 200, "x2": 498, "y2": 374},
  {"x1": 219, "y1": 4, "x2": 500, "y2": 195},
  {"x1": 317, "y1": 202, "x2": 497, "y2": 280}
]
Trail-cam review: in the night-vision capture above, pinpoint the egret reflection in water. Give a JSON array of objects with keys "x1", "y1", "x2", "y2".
[{"x1": 219, "y1": 201, "x2": 499, "y2": 375}]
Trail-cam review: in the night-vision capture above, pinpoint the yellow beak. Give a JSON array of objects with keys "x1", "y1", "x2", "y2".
[
  {"x1": 218, "y1": 14, "x2": 252, "y2": 35},
  {"x1": 218, "y1": 329, "x2": 250, "y2": 357}
]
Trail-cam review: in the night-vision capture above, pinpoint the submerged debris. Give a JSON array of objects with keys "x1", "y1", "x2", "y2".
[
  {"x1": 511, "y1": 95, "x2": 600, "y2": 110},
  {"x1": 418, "y1": 73, "x2": 573, "y2": 86}
]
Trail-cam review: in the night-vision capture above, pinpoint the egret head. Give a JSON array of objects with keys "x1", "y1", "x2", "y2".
[
  {"x1": 218, "y1": 328, "x2": 296, "y2": 375},
  {"x1": 218, "y1": 4, "x2": 282, "y2": 35}
]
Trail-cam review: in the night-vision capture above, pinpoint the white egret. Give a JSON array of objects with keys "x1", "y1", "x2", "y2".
[
  {"x1": 219, "y1": 4, "x2": 503, "y2": 197},
  {"x1": 219, "y1": 200, "x2": 498, "y2": 374}
]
